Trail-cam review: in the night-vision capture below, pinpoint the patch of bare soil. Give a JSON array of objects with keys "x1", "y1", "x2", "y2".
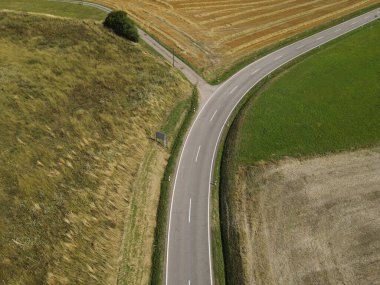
[{"x1": 237, "y1": 147, "x2": 380, "y2": 285}]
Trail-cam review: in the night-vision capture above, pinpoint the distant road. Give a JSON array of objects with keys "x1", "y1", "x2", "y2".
[{"x1": 55, "y1": 2, "x2": 380, "y2": 284}]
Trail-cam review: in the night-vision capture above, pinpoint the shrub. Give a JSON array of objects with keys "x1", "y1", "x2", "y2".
[{"x1": 103, "y1": 10, "x2": 139, "y2": 42}]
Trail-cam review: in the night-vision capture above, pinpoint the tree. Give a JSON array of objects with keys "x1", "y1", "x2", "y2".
[{"x1": 103, "y1": 11, "x2": 139, "y2": 43}]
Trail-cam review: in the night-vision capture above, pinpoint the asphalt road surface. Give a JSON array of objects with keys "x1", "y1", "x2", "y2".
[
  {"x1": 53, "y1": 2, "x2": 380, "y2": 284},
  {"x1": 165, "y1": 9, "x2": 380, "y2": 285}
]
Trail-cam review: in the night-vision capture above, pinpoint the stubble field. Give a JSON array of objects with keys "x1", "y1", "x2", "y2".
[
  {"x1": 235, "y1": 148, "x2": 380, "y2": 284},
  {"x1": 95, "y1": 0, "x2": 379, "y2": 80}
]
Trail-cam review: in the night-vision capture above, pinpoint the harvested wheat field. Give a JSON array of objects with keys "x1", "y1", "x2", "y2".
[
  {"x1": 95, "y1": 0, "x2": 379, "y2": 80},
  {"x1": 234, "y1": 148, "x2": 380, "y2": 284}
]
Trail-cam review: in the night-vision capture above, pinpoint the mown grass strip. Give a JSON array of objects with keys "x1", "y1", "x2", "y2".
[
  {"x1": 150, "y1": 87, "x2": 199, "y2": 285},
  {"x1": 211, "y1": 62, "x2": 276, "y2": 285}
]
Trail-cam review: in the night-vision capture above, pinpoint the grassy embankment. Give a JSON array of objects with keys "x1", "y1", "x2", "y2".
[
  {"x1": 0, "y1": 11, "x2": 192, "y2": 285},
  {"x1": 220, "y1": 19, "x2": 380, "y2": 284}
]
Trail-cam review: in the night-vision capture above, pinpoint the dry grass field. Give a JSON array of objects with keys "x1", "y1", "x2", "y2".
[
  {"x1": 234, "y1": 148, "x2": 380, "y2": 284},
  {"x1": 95, "y1": 0, "x2": 379, "y2": 80},
  {"x1": 0, "y1": 11, "x2": 192, "y2": 285}
]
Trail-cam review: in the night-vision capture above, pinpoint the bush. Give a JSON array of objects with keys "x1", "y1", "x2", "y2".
[{"x1": 103, "y1": 10, "x2": 139, "y2": 42}]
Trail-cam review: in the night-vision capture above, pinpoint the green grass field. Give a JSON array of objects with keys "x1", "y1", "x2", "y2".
[
  {"x1": 0, "y1": 0, "x2": 106, "y2": 20},
  {"x1": 236, "y1": 19, "x2": 380, "y2": 164},
  {"x1": 0, "y1": 11, "x2": 191, "y2": 284}
]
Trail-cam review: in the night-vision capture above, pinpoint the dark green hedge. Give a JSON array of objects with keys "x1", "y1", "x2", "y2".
[{"x1": 103, "y1": 10, "x2": 139, "y2": 42}]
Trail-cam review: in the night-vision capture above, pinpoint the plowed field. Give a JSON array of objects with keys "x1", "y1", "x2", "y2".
[
  {"x1": 95, "y1": 0, "x2": 378, "y2": 79},
  {"x1": 235, "y1": 148, "x2": 380, "y2": 285}
]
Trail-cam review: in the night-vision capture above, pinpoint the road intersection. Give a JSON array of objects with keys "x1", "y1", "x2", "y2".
[
  {"x1": 165, "y1": 8, "x2": 379, "y2": 285},
  {"x1": 54, "y1": 2, "x2": 380, "y2": 284}
]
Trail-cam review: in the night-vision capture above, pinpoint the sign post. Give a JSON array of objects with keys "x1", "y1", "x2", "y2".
[
  {"x1": 155, "y1": 131, "x2": 167, "y2": 147},
  {"x1": 172, "y1": 48, "x2": 175, "y2": 67}
]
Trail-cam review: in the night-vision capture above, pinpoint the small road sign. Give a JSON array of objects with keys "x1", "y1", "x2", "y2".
[{"x1": 156, "y1": 131, "x2": 167, "y2": 147}]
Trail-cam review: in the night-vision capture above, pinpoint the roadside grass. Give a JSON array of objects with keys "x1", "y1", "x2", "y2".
[
  {"x1": 219, "y1": 18, "x2": 380, "y2": 285},
  {"x1": 117, "y1": 94, "x2": 194, "y2": 285},
  {"x1": 150, "y1": 88, "x2": 198, "y2": 285},
  {"x1": 0, "y1": 0, "x2": 106, "y2": 20},
  {"x1": 0, "y1": 11, "x2": 192, "y2": 284},
  {"x1": 236, "y1": 19, "x2": 380, "y2": 164}
]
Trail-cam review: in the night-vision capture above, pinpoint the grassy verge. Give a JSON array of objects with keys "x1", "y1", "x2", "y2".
[
  {"x1": 117, "y1": 95, "x2": 193, "y2": 285},
  {"x1": 211, "y1": 146, "x2": 226, "y2": 285},
  {"x1": 137, "y1": 26, "x2": 204, "y2": 82},
  {"x1": 212, "y1": 63, "x2": 277, "y2": 285},
  {"x1": 0, "y1": 11, "x2": 192, "y2": 284},
  {"x1": 219, "y1": 18, "x2": 380, "y2": 284},
  {"x1": 150, "y1": 88, "x2": 199, "y2": 285},
  {"x1": 209, "y1": 2, "x2": 380, "y2": 84},
  {"x1": 0, "y1": 0, "x2": 106, "y2": 20}
]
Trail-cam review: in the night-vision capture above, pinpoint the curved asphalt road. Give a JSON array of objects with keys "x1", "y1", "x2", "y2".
[
  {"x1": 53, "y1": 2, "x2": 379, "y2": 284},
  {"x1": 166, "y1": 9, "x2": 380, "y2": 285}
]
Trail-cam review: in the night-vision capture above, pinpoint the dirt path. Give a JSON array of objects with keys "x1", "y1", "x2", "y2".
[{"x1": 235, "y1": 147, "x2": 380, "y2": 285}]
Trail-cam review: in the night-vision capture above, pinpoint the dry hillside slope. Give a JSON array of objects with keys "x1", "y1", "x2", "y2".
[{"x1": 0, "y1": 11, "x2": 192, "y2": 285}]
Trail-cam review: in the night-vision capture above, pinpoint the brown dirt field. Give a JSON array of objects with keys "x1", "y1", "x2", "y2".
[
  {"x1": 94, "y1": 0, "x2": 379, "y2": 79},
  {"x1": 233, "y1": 147, "x2": 380, "y2": 284}
]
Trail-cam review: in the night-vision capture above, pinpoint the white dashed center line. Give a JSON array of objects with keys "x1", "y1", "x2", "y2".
[
  {"x1": 316, "y1": 36, "x2": 324, "y2": 41},
  {"x1": 251, "y1": 68, "x2": 261, "y2": 75},
  {"x1": 296, "y1": 44, "x2": 305, "y2": 50},
  {"x1": 274, "y1": 55, "x2": 283, "y2": 61},
  {"x1": 229, "y1": 85, "x2": 238, "y2": 94},
  {"x1": 195, "y1": 145, "x2": 201, "y2": 162},
  {"x1": 188, "y1": 199, "x2": 192, "y2": 223},
  {"x1": 335, "y1": 28, "x2": 342, "y2": 32},
  {"x1": 351, "y1": 21, "x2": 358, "y2": 26},
  {"x1": 209, "y1": 110, "x2": 218, "y2": 122}
]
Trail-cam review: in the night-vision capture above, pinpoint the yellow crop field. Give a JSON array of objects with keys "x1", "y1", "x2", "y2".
[{"x1": 95, "y1": 0, "x2": 378, "y2": 80}]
